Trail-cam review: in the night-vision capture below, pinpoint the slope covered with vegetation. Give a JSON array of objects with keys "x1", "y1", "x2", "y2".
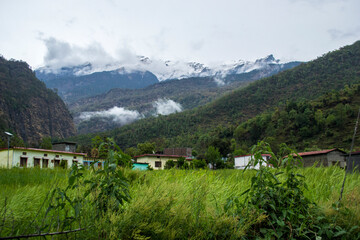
[
  {"x1": 72, "y1": 41, "x2": 359, "y2": 151},
  {"x1": 0, "y1": 56, "x2": 75, "y2": 144}
]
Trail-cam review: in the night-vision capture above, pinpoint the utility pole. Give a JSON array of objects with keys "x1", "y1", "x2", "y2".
[{"x1": 4, "y1": 132, "x2": 13, "y2": 168}]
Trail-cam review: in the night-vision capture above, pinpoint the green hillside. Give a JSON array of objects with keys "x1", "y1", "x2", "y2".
[
  {"x1": 70, "y1": 41, "x2": 360, "y2": 153},
  {"x1": 0, "y1": 57, "x2": 75, "y2": 144}
]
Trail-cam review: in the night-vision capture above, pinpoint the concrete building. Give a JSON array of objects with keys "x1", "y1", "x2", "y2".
[
  {"x1": 295, "y1": 148, "x2": 346, "y2": 167},
  {"x1": 234, "y1": 154, "x2": 272, "y2": 169},
  {"x1": 133, "y1": 154, "x2": 191, "y2": 170},
  {"x1": 0, "y1": 147, "x2": 85, "y2": 168}
]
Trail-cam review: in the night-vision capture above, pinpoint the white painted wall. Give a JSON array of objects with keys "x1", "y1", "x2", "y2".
[
  {"x1": 0, "y1": 148, "x2": 85, "y2": 168},
  {"x1": 234, "y1": 155, "x2": 270, "y2": 170}
]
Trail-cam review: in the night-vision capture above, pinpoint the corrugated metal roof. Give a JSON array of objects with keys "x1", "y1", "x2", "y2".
[
  {"x1": 295, "y1": 148, "x2": 345, "y2": 157},
  {"x1": 134, "y1": 154, "x2": 192, "y2": 160}
]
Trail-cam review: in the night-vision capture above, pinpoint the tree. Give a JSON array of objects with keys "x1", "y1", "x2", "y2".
[
  {"x1": 190, "y1": 159, "x2": 207, "y2": 169},
  {"x1": 205, "y1": 146, "x2": 221, "y2": 169},
  {"x1": 137, "y1": 142, "x2": 156, "y2": 154},
  {"x1": 39, "y1": 137, "x2": 52, "y2": 149},
  {"x1": 164, "y1": 160, "x2": 176, "y2": 169}
]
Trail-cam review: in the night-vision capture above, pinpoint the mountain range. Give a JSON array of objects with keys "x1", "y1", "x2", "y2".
[
  {"x1": 67, "y1": 40, "x2": 360, "y2": 154},
  {"x1": 36, "y1": 55, "x2": 301, "y2": 133},
  {"x1": 35, "y1": 55, "x2": 301, "y2": 104}
]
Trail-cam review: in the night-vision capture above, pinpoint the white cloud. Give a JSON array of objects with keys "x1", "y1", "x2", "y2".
[
  {"x1": 213, "y1": 77, "x2": 225, "y2": 86},
  {"x1": 153, "y1": 98, "x2": 183, "y2": 115},
  {"x1": 79, "y1": 106, "x2": 142, "y2": 125},
  {"x1": 42, "y1": 37, "x2": 115, "y2": 69}
]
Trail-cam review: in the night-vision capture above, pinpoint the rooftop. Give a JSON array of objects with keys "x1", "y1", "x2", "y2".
[{"x1": 0, "y1": 147, "x2": 86, "y2": 156}]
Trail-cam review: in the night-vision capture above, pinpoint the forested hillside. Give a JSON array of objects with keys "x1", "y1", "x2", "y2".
[
  {"x1": 69, "y1": 40, "x2": 360, "y2": 154},
  {"x1": 0, "y1": 57, "x2": 76, "y2": 144}
]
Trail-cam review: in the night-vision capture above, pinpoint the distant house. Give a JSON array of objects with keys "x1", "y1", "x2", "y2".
[
  {"x1": 0, "y1": 147, "x2": 85, "y2": 168},
  {"x1": 295, "y1": 148, "x2": 346, "y2": 167},
  {"x1": 53, "y1": 141, "x2": 77, "y2": 153},
  {"x1": 344, "y1": 151, "x2": 360, "y2": 173},
  {"x1": 234, "y1": 154, "x2": 272, "y2": 169},
  {"x1": 133, "y1": 154, "x2": 191, "y2": 170}
]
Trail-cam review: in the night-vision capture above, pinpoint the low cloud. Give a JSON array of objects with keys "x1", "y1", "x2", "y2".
[
  {"x1": 153, "y1": 98, "x2": 183, "y2": 115},
  {"x1": 213, "y1": 76, "x2": 225, "y2": 86},
  {"x1": 42, "y1": 37, "x2": 115, "y2": 70},
  {"x1": 79, "y1": 106, "x2": 142, "y2": 125}
]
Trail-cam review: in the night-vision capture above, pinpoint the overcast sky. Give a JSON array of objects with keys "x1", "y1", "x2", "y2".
[{"x1": 0, "y1": 0, "x2": 359, "y2": 69}]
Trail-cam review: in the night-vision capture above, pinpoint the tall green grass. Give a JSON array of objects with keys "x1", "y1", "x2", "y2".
[{"x1": 0, "y1": 167, "x2": 359, "y2": 239}]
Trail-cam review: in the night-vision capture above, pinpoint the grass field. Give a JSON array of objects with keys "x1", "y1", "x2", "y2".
[{"x1": 0, "y1": 167, "x2": 359, "y2": 239}]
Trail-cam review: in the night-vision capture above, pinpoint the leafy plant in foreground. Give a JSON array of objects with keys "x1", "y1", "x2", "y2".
[{"x1": 225, "y1": 141, "x2": 357, "y2": 239}]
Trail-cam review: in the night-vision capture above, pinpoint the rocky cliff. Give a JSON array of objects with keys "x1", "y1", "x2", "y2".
[{"x1": 0, "y1": 56, "x2": 75, "y2": 144}]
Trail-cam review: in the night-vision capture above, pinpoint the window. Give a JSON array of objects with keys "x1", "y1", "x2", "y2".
[
  {"x1": 42, "y1": 159, "x2": 49, "y2": 168},
  {"x1": 20, "y1": 157, "x2": 27, "y2": 167},
  {"x1": 155, "y1": 161, "x2": 162, "y2": 168},
  {"x1": 34, "y1": 158, "x2": 40, "y2": 167},
  {"x1": 44, "y1": 154, "x2": 48, "y2": 157},
  {"x1": 54, "y1": 160, "x2": 60, "y2": 167},
  {"x1": 22, "y1": 152, "x2": 27, "y2": 155},
  {"x1": 73, "y1": 156, "x2": 77, "y2": 159},
  {"x1": 56, "y1": 155, "x2": 59, "y2": 158}
]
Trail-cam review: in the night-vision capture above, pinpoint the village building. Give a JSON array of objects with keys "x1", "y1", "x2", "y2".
[
  {"x1": 0, "y1": 147, "x2": 85, "y2": 169},
  {"x1": 52, "y1": 141, "x2": 77, "y2": 153},
  {"x1": 133, "y1": 154, "x2": 191, "y2": 170},
  {"x1": 234, "y1": 154, "x2": 272, "y2": 169},
  {"x1": 295, "y1": 148, "x2": 346, "y2": 167},
  {"x1": 344, "y1": 151, "x2": 360, "y2": 173}
]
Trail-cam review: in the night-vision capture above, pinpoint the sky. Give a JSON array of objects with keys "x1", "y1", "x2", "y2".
[{"x1": 1, "y1": 0, "x2": 360, "y2": 69}]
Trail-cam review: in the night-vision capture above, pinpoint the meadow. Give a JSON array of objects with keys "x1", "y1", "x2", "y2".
[{"x1": 0, "y1": 165, "x2": 359, "y2": 239}]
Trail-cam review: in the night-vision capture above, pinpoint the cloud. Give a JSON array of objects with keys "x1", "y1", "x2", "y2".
[
  {"x1": 213, "y1": 76, "x2": 225, "y2": 86},
  {"x1": 78, "y1": 106, "x2": 142, "y2": 125},
  {"x1": 42, "y1": 37, "x2": 115, "y2": 69},
  {"x1": 328, "y1": 27, "x2": 360, "y2": 40},
  {"x1": 153, "y1": 98, "x2": 183, "y2": 115}
]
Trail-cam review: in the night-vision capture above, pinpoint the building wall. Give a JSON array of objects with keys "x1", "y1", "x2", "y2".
[
  {"x1": 302, "y1": 151, "x2": 345, "y2": 167},
  {"x1": 0, "y1": 149, "x2": 13, "y2": 168},
  {"x1": 0, "y1": 149, "x2": 84, "y2": 168},
  {"x1": 234, "y1": 155, "x2": 268, "y2": 169},
  {"x1": 135, "y1": 156, "x2": 180, "y2": 170},
  {"x1": 327, "y1": 151, "x2": 346, "y2": 167},
  {"x1": 347, "y1": 155, "x2": 360, "y2": 173},
  {"x1": 301, "y1": 155, "x2": 328, "y2": 167}
]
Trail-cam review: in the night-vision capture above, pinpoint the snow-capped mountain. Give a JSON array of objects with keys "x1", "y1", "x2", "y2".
[{"x1": 36, "y1": 54, "x2": 294, "y2": 82}]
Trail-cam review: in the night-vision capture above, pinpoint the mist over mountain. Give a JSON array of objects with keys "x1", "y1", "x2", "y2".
[
  {"x1": 36, "y1": 54, "x2": 301, "y2": 104},
  {"x1": 68, "y1": 40, "x2": 360, "y2": 152},
  {"x1": 64, "y1": 56, "x2": 301, "y2": 134}
]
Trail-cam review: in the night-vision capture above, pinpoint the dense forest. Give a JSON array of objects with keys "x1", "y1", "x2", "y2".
[
  {"x1": 69, "y1": 40, "x2": 360, "y2": 156},
  {"x1": 0, "y1": 56, "x2": 75, "y2": 144}
]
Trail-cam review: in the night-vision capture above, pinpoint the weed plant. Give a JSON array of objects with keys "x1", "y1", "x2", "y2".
[{"x1": 0, "y1": 144, "x2": 359, "y2": 239}]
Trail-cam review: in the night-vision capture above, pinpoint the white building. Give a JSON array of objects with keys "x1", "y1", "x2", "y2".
[
  {"x1": 0, "y1": 147, "x2": 85, "y2": 168},
  {"x1": 234, "y1": 154, "x2": 272, "y2": 170}
]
